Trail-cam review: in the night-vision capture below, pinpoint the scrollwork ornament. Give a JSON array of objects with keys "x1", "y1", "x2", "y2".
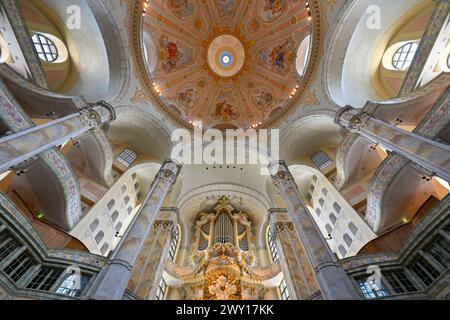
[
  {"x1": 79, "y1": 107, "x2": 101, "y2": 128},
  {"x1": 349, "y1": 112, "x2": 371, "y2": 131}
]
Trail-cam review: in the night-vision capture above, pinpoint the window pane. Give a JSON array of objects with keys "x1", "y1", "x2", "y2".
[
  {"x1": 311, "y1": 152, "x2": 333, "y2": 169},
  {"x1": 55, "y1": 273, "x2": 90, "y2": 297},
  {"x1": 116, "y1": 149, "x2": 138, "y2": 167},
  {"x1": 392, "y1": 42, "x2": 418, "y2": 70},
  {"x1": 3, "y1": 253, "x2": 34, "y2": 282},
  {"x1": 357, "y1": 278, "x2": 390, "y2": 299},
  {"x1": 32, "y1": 34, "x2": 59, "y2": 63}
]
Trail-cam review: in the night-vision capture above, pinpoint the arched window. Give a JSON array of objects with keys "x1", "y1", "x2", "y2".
[
  {"x1": 267, "y1": 226, "x2": 279, "y2": 262},
  {"x1": 143, "y1": 31, "x2": 157, "y2": 73},
  {"x1": 318, "y1": 198, "x2": 325, "y2": 207},
  {"x1": 325, "y1": 223, "x2": 333, "y2": 235},
  {"x1": 100, "y1": 243, "x2": 109, "y2": 255},
  {"x1": 343, "y1": 233, "x2": 353, "y2": 247},
  {"x1": 338, "y1": 245, "x2": 347, "y2": 257},
  {"x1": 333, "y1": 202, "x2": 341, "y2": 213},
  {"x1": 116, "y1": 148, "x2": 138, "y2": 167},
  {"x1": 89, "y1": 219, "x2": 99, "y2": 232},
  {"x1": 94, "y1": 231, "x2": 104, "y2": 244},
  {"x1": 31, "y1": 32, "x2": 68, "y2": 64},
  {"x1": 383, "y1": 40, "x2": 420, "y2": 71},
  {"x1": 32, "y1": 33, "x2": 58, "y2": 62},
  {"x1": 168, "y1": 225, "x2": 180, "y2": 261},
  {"x1": 111, "y1": 211, "x2": 119, "y2": 222},
  {"x1": 296, "y1": 35, "x2": 311, "y2": 76},
  {"x1": 392, "y1": 42, "x2": 418, "y2": 70},
  {"x1": 329, "y1": 213, "x2": 337, "y2": 225},
  {"x1": 107, "y1": 199, "x2": 115, "y2": 211},
  {"x1": 315, "y1": 208, "x2": 321, "y2": 217},
  {"x1": 348, "y1": 222, "x2": 358, "y2": 235}
]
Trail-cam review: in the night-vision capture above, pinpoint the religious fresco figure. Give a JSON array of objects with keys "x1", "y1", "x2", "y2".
[
  {"x1": 259, "y1": 0, "x2": 286, "y2": 22},
  {"x1": 168, "y1": 0, "x2": 195, "y2": 19},
  {"x1": 178, "y1": 87, "x2": 199, "y2": 109},
  {"x1": 269, "y1": 39, "x2": 289, "y2": 70},
  {"x1": 212, "y1": 90, "x2": 240, "y2": 120},
  {"x1": 214, "y1": 100, "x2": 239, "y2": 120},
  {"x1": 252, "y1": 89, "x2": 274, "y2": 109},
  {"x1": 215, "y1": 0, "x2": 239, "y2": 18},
  {"x1": 158, "y1": 36, "x2": 191, "y2": 72},
  {"x1": 259, "y1": 38, "x2": 293, "y2": 74}
]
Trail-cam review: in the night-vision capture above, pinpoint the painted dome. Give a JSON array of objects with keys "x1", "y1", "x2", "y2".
[{"x1": 141, "y1": 0, "x2": 315, "y2": 129}]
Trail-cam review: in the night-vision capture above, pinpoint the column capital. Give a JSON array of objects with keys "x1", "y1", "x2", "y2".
[
  {"x1": 348, "y1": 112, "x2": 371, "y2": 131},
  {"x1": 79, "y1": 107, "x2": 103, "y2": 128},
  {"x1": 159, "y1": 158, "x2": 182, "y2": 182},
  {"x1": 92, "y1": 101, "x2": 117, "y2": 122},
  {"x1": 334, "y1": 106, "x2": 372, "y2": 131},
  {"x1": 79, "y1": 102, "x2": 116, "y2": 128},
  {"x1": 268, "y1": 160, "x2": 294, "y2": 185}
]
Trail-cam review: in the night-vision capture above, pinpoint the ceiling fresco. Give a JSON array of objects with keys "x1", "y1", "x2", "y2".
[{"x1": 142, "y1": 0, "x2": 313, "y2": 129}]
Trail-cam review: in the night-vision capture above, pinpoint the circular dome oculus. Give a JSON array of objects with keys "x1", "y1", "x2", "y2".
[
  {"x1": 219, "y1": 51, "x2": 233, "y2": 67},
  {"x1": 207, "y1": 34, "x2": 245, "y2": 78}
]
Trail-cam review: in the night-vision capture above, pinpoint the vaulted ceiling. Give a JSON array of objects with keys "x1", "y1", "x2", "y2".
[{"x1": 141, "y1": 0, "x2": 313, "y2": 129}]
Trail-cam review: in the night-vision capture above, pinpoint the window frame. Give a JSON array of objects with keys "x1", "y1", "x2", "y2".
[
  {"x1": 116, "y1": 148, "x2": 138, "y2": 168},
  {"x1": 311, "y1": 151, "x2": 333, "y2": 170},
  {"x1": 32, "y1": 33, "x2": 59, "y2": 63}
]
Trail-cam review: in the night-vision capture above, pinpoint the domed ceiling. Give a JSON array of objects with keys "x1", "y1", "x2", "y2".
[{"x1": 141, "y1": 0, "x2": 315, "y2": 129}]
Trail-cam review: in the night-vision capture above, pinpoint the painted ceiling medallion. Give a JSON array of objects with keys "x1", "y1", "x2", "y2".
[
  {"x1": 207, "y1": 34, "x2": 246, "y2": 78},
  {"x1": 138, "y1": 0, "x2": 318, "y2": 129}
]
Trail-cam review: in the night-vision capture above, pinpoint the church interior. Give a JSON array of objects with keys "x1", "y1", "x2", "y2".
[{"x1": 0, "y1": 0, "x2": 448, "y2": 300}]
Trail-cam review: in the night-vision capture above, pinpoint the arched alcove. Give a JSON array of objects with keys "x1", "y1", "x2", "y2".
[
  {"x1": 17, "y1": 0, "x2": 128, "y2": 101},
  {"x1": 106, "y1": 107, "x2": 173, "y2": 165},
  {"x1": 325, "y1": 0, "x2": 433, "y2": 107}
]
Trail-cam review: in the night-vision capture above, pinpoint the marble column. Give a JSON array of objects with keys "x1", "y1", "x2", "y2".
[
  {"x1": 0, "y1": 101, "x2": 116, "y2": 173},
  {"x1": 335, "y1": 106, "x2": 450, "y2": 181},
  {"x1": 90, "y1": 159, "x2": 182, "y2": 300},
  {"x1": 127, "y1": 208, "x2": 178, "y2": 300},
  {"x1": 269, "y1": 209, "x2": 320, "y2": 300},
  {"x1": 269, "y1": 161, "x2": 360, "y2": 300}
]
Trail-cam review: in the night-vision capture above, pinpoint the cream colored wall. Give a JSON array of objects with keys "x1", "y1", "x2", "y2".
[
  {"x1": 69, "y1": 163, "x2": 160, "y2": 256},
  {"x1": 291, "y1": 166, "x2": 377, "y2": 259},
  {"x1": 374, "y1": 1, "x2": 435, "y2": 98},
  {"x1": 111, "y1": 140, "x2": 161, "y2": 174},
  {"x1": 18, "y1": 0, "x2": 78, "y2": 91}
]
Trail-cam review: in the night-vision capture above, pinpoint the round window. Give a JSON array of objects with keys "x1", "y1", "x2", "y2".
[
  {"x1": 391, "y1": 42, "x2": 418, "y2": 70},
  {"x1": 32, "y1": 33, "x2": 59, "y2": 63}
]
